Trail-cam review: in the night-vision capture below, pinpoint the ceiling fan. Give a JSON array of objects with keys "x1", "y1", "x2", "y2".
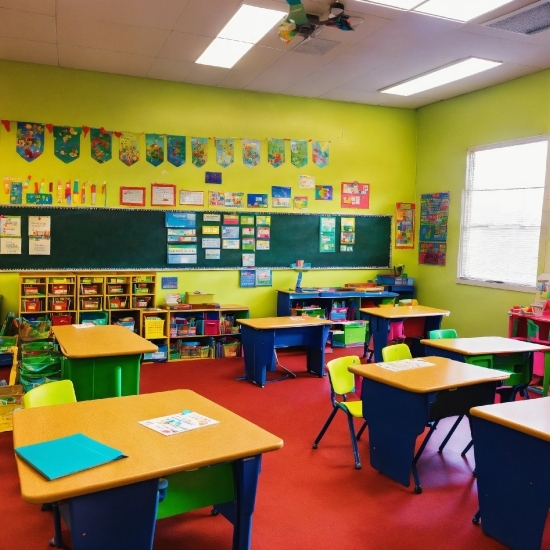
[{"x1": 278, "y1": 1, "x2": 363, "y2": 44}]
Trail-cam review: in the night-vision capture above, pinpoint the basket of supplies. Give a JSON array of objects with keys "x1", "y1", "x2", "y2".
[
  {"x1": 179, "y1": 342, "x2": 211, "y2": 359},
  {"x1": 222, "y1": 341, "x2": 241, "y2": 358}
]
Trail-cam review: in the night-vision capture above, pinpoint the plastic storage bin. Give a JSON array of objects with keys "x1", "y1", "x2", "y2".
[
  {"x1": 332, "y1": 323, "x2": 367, "y2": 347},
  {"x1": 144, "y1": 318, "x2": 165, "y2": 338},
  {"x1": 80, "y1": 311, "x2": 108, "y2": 325},
  {"x1": 186, "y1": 292, "x2": 214, "y2": 305}
]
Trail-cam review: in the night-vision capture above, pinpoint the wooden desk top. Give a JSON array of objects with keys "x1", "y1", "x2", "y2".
[
  {"x1": 238, "y1": 316, "x2": 332, "y2": 330},
  {"x1": 13, "y1": 389, "x2": 283, "y2": 504},
  {"x1": 348, "y1": 356, "x2": 508, "y2": 393},
  {"x1": 52, "y1": 325, "x2": 158, "y2": 358},
  {"x1": 420, "y1": 336, "x2": 550, "y2": 355},
  {"x1": 471, "y1": 398, "x2": 550, "y2": 443},
  {"x1": 359, "y1": 305, "x2": 450, "y2": 319}
]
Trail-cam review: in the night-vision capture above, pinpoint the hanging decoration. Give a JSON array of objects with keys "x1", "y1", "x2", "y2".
[
  {"x1": 268, "y1": 138, "x2": 285, "y2": 168},
  {"x1": 395, "y1": 202, "x2": 415, "y2": 249},
  {"x1": 191, "y1": 137, "x2": 208, "y2": 167},
  {"x1": 290, "y1": 139, "x2": 308, "y2": 168},
  {"x1": 312, "y1": 140, "x2": 329, "y2": 168},
  {"x1": 52, "y1": 126, "x2": 81, "y2": 163},
  {"x1": 419, "y1": 192, "x2": 449, "y2": 266},
  {"x1": 119, "y1": 132, "x2": 140, "y2": 166},
  {"x1": 145, "y1": 133, "x2": 164, "y2": 167},
  {"x1": 216, "y1": 138, "x2": 234, "y2": 168},
  {"x1": 90, "y1": 128, "x2": 112, "y2": 163},
  {"x1": 242, "y1": 139, "x2": 260, "y2": 168},
  {"x1": 167, "y1": 135, "x2": 186, "y2": 167},
  {"x1": 16, "y1": 122, "x2": 45, "y2": 162}
]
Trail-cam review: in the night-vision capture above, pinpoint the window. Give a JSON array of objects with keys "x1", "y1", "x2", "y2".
[{"x1": 458, "y1": 136, "x2": 549, "y2": 290}]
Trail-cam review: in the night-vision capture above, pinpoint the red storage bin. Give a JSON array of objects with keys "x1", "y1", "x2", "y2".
[
  {"x1": 204, "y1": 320, "x2": 220, "y2": 335},
  {"x1": 52, "y1": 314, "x2": 72, "y2": 326}
]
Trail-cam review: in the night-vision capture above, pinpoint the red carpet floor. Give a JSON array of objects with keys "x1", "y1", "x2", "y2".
[{"x1": 1, "y1": 349, "x2": 548, "y2": 549}]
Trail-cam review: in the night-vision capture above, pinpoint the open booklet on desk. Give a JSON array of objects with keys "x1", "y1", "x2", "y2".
[{"x1": 139, "y1": 411, "x2": 219, "y2": 436}]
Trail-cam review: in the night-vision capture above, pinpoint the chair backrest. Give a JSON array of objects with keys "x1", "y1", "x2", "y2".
[
  {"x1": 326, "y1": 355, "x2": 361, "y2": 396},
  {"x1": 23, "y1": 380, "x2": 76, "y2": 409},
  {"x1": 381, "y1": 343, "x2": 412, "y2": 362},
  {"x1": 428, "y1": 329, "x2": 458, "y2": 339}
]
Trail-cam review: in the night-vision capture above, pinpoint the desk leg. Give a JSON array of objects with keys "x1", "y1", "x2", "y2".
[
  {"x1": 64, "y1": 478, "x2": 159, "y2": 550},
  {"x1": 472, "y1": 417, "x2": 550, "y2": 550},
  {"x1": 305, "y1": 325, "x2": 330, "y2": 377},
  {"x1": 362, "y1": 378, "x2": 435, "y2": 489},
  {"x1": 215, "y1": 455, "x2": 262, "y2": 550},
  {"x1": 240, "y1": 327, "x2": 274, "y2": 387},
  {"x1": 368, "y1": 316, "x2": 390, "y2": 363}
]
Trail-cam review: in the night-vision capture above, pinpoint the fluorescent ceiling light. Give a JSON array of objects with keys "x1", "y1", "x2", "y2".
[
  {"x1": 380, "y1": 57, "x2": 502, "y2": 96},
  {"x1": 414, "y1": 0, "x2": 515, "y2": 22},
  {"x1": 356, "y1": 1, "x2": 424, "y2": 8},
  {"x1": 196, "y1": 4, "x2": 286, "y2": 68}
]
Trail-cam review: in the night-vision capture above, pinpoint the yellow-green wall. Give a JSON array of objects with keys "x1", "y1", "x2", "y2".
[
  {"x1": 416, "y1": 70, "x2": 550, "y2": 336},
  {"x1": 0, "y1": 60, "x2": 417, "y2": 320}
]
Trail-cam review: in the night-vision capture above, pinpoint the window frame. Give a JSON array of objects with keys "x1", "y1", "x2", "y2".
[{"x1": 456, "y1": 134, "x2": 550, "y2": 293}]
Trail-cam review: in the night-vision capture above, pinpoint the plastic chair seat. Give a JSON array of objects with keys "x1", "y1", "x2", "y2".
[
  {"x1": 381, "y1": 343, "x2": 412, "y2": 362},
  {"x1": 337, "y1": 400, "x2": 363, "y2": 418}
]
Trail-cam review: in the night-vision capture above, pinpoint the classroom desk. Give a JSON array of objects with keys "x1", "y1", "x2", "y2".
[
  {"x1": 238, "y1": 317, "x2": 332, "y2": 387},
  {"x1": 52, "y1": 324, "x2": 158, "y2": 401},
  {"x1": 349, "y1": 356, "x2": 508, "y2": 493},
  {"x1": 470, "y1": 399, "x2": 550, "y2": 550},
  {"x1": 421, "y1": 337, "x2": 550, "y2": 400},
  {"x1": 360, "y1": 306, "x2": 450, "y2": 362},
  {"x1": 12, "y1": 389, "x2": 283, "y2": 550}
]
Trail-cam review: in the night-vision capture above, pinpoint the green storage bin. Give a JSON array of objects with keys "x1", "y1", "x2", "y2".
[
  {"x1": 79, "y1": 311, "x2": 109, "y2": 325},
  {"x1": 61, "y1": 353, "x2": 141, "y2": 401},
  {"x1": 333, "y1": 324, "x2": 367, "y2": 347}
]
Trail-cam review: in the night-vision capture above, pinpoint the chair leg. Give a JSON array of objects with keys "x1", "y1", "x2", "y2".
[
  {"x1": 312, "y1": 408, "x2": 338, "y2": 449},
  {"x1": 461, "y1": 439, "x2": 474, "y2": 456},
  {"x1": 356, "y1": 420, "x2": 368, "y2": 440},
  {"x1": 345, "y1": 414, "x2": 362, "y2": 469},
  {"x1": 274, "y1": 349, "x2": 297, "y2": 379},
  {"x1": 438, "y1": 415, "x2": 464, "y2": 453},
  {"x1": 50, "y1": 502, "x2": 63, "y2": 548},
  {"x1": 411, "y1": 422, "x2": 438, "y2": 494}
]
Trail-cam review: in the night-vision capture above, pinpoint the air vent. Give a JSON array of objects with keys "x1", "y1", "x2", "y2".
[
  {"x1": 485, "y1": 0, "x2": 550, "y2": 35},
  {"x1": 292, "y1": 37, "x2": 340, "y2": 56}
]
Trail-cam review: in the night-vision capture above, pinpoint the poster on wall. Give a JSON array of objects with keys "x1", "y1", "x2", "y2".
[
  {"x1": 418, "y1": 192, "x2": 449, "y2": 265},
  {"x1": 341, "y1": 182, "x2": 369, "y2": 209},
  {"x1": 395, "y1": 202, "x2": 415, "y2": 249}
]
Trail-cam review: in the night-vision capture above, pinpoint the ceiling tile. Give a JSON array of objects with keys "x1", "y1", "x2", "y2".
[
  {"x1": 147, "y1": 57, "x2": 196, "y2": 82},
  {"x1": 173, "y1": 0, "x2": 241, "y2": 37},
  {"x1": 0, "y1": 0, "x2": 55, "y2": 16},
  {"x1": 156, "y1": 31, "x2": 213, "y2": 63},
  {"x1": 218, "y1": 44, "x2": 287, "y2": 89},
  {"x1": 378, "y1": 92, "x2": 443, "y2": 108},
  {"x1": 0, "y1": 7, "x2": 56, "y2": 43},
  {"x1": 56, "y1": 16, "x2": 170, "y2": 57},
  {"x1": 319, "y1": 87, "x2": 388, "y2": 104},
  {"x1": 56, "y1": 0, "x2": 190, "y2": 30},
  {"x1": 184, "y1": 63, "x2": 230, "y2": 87},
  {"x1": 58, "y1": 44, "x2": 155, "y2": 77},
  {"x1": 0, "y1": 36, "x2": 57, "y2": 65}
]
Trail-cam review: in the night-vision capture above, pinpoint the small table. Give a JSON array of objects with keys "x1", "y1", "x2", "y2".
[
  {"x1": 349, "y1": 356, "x2": 508, "y2": 493},
  {"x1": 471, "y1": 399, "x2": 550, "y2": 550},
  {"x1": 52, "y1": 325, "x2": 158, "y2": 401},
  {"x1": 360, "y1": 306, "x2": 450, "y2": 362},
  {"x1": 13, "y1": 389, "x2": 283, "y2": 550},
  {"x1": 421, "y1": 337, "x2": 550, "y2": 400},
  {"x1": 238, "y1": 317, "x2": 332, "y2": 387}
]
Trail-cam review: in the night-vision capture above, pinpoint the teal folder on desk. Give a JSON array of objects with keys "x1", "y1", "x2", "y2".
[{"x1": 15, "y1": 433, "x2": 127, "y2": 480}]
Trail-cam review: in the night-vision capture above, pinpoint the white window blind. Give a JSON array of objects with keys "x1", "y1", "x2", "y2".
[{"x1": 459, "y1": 137, "x2": 548, "y2": 288}]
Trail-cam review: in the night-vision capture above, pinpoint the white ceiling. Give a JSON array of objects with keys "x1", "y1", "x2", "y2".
[{"x1": 0, "y1": 0, "x2": 549, "y2": 108}]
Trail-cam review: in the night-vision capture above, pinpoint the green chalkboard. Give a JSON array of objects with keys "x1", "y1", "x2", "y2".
[{"x1": 0, "y1": 206, "x2": 391, "y2": 270}]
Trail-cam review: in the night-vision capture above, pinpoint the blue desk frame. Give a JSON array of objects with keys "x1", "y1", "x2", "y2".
[
  {"x1": 471, "y1": 403, "x2": 550, "y2": 550},
  {"x1": 240, "y1": 320, "x2": 331, "y2": 387}
]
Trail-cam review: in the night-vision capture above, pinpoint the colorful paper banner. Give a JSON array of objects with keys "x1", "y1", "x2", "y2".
[
  {"x1": 268, "y1": 138, "x2": 285, "y2": 167},
  {"x1": 119, "y1": 132, "x2": 140, "y2": 166},
  {"x1": 90, "y1": 128, "x2": 112, "y2": 163},
  {"x1": 167, "y1": 135, "x2": 186, "y2": 167},
  {"x1": 312, "y1": 140, "x2": 329, "y2": 168},
  {"x1": 192, "y1": 137, "x2": 208, "y2": 167},
  {"x1": 54, "y1": 126, "x2": 81, "y2": 163},
  {"x1": 145, "y1": 133, "x2": 164, "y2": 166},
  {"x1": 216, "y1": 138, "x2": 234, "y2": 168},
  {"x1": 290, "y1": 139, "x2": 308, "y2": 168},
  {"x1": 16, "y1": 122, "x2": 45, "y2": 162},
  {"x1": 242, "y1": 139, "x2": 260, "y2": 167}
]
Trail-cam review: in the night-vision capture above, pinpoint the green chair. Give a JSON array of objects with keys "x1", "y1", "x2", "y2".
[
  {"x1": 23, "y1": 379, "x2": 76, "y2": 408},
  {"x1": 381, "y1": 343, "x2": 412, "y2": 362},
  {"x1": 527, "y1": 319, "x2": 550, "y2": 397},
  {"x1": 312, "y1": 355, "x2": 367, "y2": 469},
  {"x1": 428, "y1": 329, "x2": 458, "y2": 339}
]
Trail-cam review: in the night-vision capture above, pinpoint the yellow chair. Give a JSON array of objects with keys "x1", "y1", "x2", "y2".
[
  {"x1": 312, "y1": 356, "x2": 367, "y2": 469},
  {"x1": 381, "y1": 343, "x2": 412, "y2": 362},
  {"x1": 23, "y1": 380, "x2": 76, "y2": 408}
]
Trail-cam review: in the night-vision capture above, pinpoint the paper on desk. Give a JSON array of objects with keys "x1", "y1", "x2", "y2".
[
  {"x1": 139, "y1": 411, "x2": 219, "y2": 436},
  {"x1": 376, "y1": 359, "x2": 435, "y2": 372}
]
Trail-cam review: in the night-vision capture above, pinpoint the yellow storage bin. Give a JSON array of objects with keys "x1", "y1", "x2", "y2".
[{"x1": 186, "y1": 292, "x2": 215, "y2": 305}]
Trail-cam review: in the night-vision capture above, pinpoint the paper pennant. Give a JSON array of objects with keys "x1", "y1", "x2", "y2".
[
  {"x1": 90, "y1": 127, "x2": 112, "y2": 163},
  {"x1": 167, "y1": 135, "x2": 186, "y2": 167},
  {"x1": 312, "y1": 140, "x2": 329, "y2": 168},
  {"x1": 1, "y1": 120, "x2": 10, "y2": 132},
  {"x1": 45, "y1": 123, "x2": 53, "y2": 134},
  {"x1": 191, "y1": 137, "x2": 208, "y2": 168},
  {"x1": 16, "y1": 122, "x2": 45, "y2": 162},
  {"x1": 242, "y1": 139, "x2": 260, "y2": 168},
  {"x1": 290, "y1": 139, "x2": 308, "y2": 168},
  {"x1": 54, "y1": 126, "x2": 81, "y2": 163},
  {"x1": 268, "y1": 138, "x2": 285, "y2": 168},
  {"x1": 119, "y1": 131, "x2": 140, "y2": 166},
  {"x1": 145, "y1": 133, "x2": 164, "y2": 167},
  {"x1": 82, "y1": 126, "x2": 90, "y2": 137},
  {"x1": 216, "y1": 138, "x2": 234, "y2": 168}
]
